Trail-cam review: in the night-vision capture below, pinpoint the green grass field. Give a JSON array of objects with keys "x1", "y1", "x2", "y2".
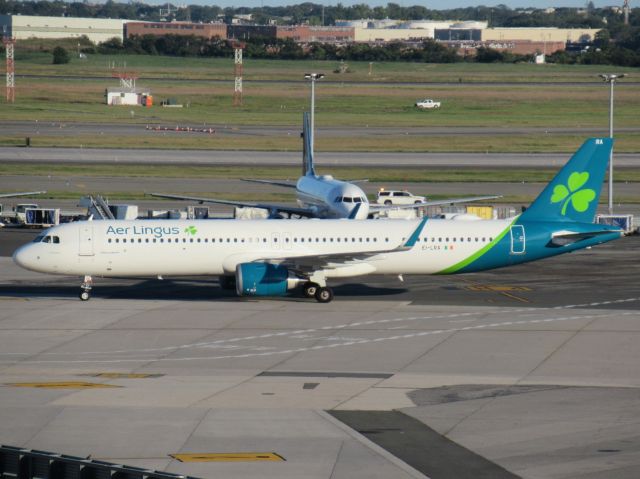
[{"x1": 1, "y1": 52, "x2": 639, "y2": 152}]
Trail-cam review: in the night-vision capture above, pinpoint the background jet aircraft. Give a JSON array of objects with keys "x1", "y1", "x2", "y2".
[{"x1": 153, "y1": 113, "x2": 498, "y2": 219}]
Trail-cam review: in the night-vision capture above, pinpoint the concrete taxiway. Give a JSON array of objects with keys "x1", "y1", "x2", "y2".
[
  {"x1": 1, "y1": 230, "x2": 639, "y2": 478},
  {"x1": 1, "y1": 146, "x2": 639, "y2": 168}
]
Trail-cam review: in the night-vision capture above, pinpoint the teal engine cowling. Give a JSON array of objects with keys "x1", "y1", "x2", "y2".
[{"x1": 236, "y1": 263, "x2": 306, "y2": 297}]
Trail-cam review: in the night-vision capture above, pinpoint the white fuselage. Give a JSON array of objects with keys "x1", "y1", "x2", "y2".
[
  {"x1": 13, "y1": 218, "x2": 511, "y2": 278},
  {"x1": 296, "y1": 175, "x2": 369, "y2": 219}
]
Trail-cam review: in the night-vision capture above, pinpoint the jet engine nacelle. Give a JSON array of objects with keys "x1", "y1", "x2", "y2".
[{"x1": 235, "y1": 263, "x2": 306, "y2": 297}]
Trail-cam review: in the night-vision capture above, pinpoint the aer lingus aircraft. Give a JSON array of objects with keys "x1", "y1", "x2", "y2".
[
  {"x1": 151, "y1": 112, "x2": 498, "y2": 219},
  {"x1": 13, "y1": 138, "x2": 622, "y2": 303}
]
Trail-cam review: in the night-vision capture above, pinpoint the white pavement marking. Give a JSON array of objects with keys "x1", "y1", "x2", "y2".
[
  {"x1": 10, "y1": 311, "x2": 640, "y2": 365},
  {"x1": 3, "y1": 296, "x2": 637, "y2": 359}
]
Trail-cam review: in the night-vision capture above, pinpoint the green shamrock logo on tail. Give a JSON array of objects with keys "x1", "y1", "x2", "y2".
[
  {"x1": 550, "y1": 171, "x2": 596, "y2": 215},
  {"x1": 184, "y1": 226, "x2": 197, "y2": 236}
]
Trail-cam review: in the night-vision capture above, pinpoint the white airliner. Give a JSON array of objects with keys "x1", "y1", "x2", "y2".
[
  {"x1": 152, "y1": 112, "x2": 498, "y2": 219},
  {"x1": 13, "y1": 139, "x2": 623, "y2": 303}
]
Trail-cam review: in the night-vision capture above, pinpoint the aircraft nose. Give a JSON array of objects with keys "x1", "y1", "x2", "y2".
[{"x1": 13, "y1": 244, "x2": 36, "y2": 271}]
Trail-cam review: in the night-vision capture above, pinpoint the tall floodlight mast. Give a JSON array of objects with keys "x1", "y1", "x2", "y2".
[{"x1": 599, "y1": 73, "x2": 626, "y2": 214}]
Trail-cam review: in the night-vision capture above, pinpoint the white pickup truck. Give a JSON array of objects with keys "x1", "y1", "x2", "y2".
[
  {"x1": 376, "y1": 189, "x2": 426, "y2": 205},
  {"x1": 415, "y1": 99, "x2": 441, "y2": 109}
]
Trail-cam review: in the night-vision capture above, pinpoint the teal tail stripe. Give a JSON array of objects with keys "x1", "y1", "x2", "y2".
[{"x1": 436, "y1": 218, "x2": 517, "y2": 275}]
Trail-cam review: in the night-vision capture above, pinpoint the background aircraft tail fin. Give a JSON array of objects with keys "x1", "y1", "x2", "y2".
[
  {"x1": 302, "y1": 111, "x2": 315, "y2": 177},
  {"x1": 520, "y1": 138, "x2": 612, "y2": 224}
]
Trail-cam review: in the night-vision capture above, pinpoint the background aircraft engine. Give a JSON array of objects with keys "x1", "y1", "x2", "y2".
[{"x1": 236, "y1": 263, "x2": 306, "y2": 297}]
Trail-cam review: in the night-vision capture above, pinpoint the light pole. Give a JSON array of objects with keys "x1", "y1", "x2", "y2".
[
  {"x1": 599, "y1": 73, "x2": 626, "y2": 214},
  {"x1": 304, "y1": 73, "x2": 324, "y2": 156}
]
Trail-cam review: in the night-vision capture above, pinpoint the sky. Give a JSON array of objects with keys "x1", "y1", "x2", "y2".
[{"x1": 175, "y1": 1, "x2": 617, "y2": 8}]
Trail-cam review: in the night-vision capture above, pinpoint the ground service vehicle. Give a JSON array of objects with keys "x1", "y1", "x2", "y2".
[
  {"x1": 415, "y1": 99, "x2": 441, "y2": 109},
  {"x1": 376, "y1": 190, "x2": 426, "y2": 205}
]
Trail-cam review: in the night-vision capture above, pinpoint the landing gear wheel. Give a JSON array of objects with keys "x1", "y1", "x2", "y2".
[
  {"x1": 315, "y1": 287, "x2": 334, "y2": 303},
  {"x1": 79, "y1": 275, "x2": 92, "y2": 301},
  {"x1": 303, "y1": 282, "x2": 319, "y2": 298}
]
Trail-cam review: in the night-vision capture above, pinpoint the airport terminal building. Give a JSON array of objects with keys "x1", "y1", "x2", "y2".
[
  {"x1": 0, "y1": 14, "x2": 601, "y2": 56},
  {"x1": 0, "y1": 14, "x2": 127, "y2": 43}
]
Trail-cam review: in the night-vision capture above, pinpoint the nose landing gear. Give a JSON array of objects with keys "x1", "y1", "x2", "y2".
[{"x1": 79, "y1": 275, "x2": 92, "y2": 301}]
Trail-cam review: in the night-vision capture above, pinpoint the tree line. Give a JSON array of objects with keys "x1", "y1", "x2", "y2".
[
  {"x1": 86, "y1": 31, "x2": 639, "y2": 67},
  {"x1": 1, "y1": 0, "x2": 637, "y2": 29},
  {"x1": 1, "y1": 0, "x2": 638, "y2": 66}
]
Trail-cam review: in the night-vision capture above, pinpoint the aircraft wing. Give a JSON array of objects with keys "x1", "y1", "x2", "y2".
[
  {"x1": 234, "y1": 218, "x2": 428, "y2": 272},
  {"x1": 369, "y1": 195, "x2": 502, "y2": 214},
  {"x1": 149, "y1": 192, "x2": 317, "y2": 218},
  {"x1": 0, "y1": 191, "x2": 46, "y2": 198},
  {"x1": 241, "y1": 179, "x2": 297, "y2": 189}
]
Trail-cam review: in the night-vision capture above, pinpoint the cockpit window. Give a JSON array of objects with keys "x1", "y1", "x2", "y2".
[
  {"x1": 38, "y1": 235, "x2": 60, "y2": 244},
  {"x1": 343, "y1": 197, "x2": 352, "y2": 203},
  {"x1": 334, "y1": 196, "x2": 342, "y2": 203},
  {"x1": 354, "y1": 197, "x2": 362, "y2": 203}
]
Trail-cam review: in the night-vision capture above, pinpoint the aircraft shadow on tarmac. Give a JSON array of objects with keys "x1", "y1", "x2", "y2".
[{"x1": 0, "y1": 279, "x2": 408, "y2": 302}]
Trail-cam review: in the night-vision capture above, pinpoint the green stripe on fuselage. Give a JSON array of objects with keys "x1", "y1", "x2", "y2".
[{"x1": 435, "y1": 217, "x2": 518, "y2": 275}]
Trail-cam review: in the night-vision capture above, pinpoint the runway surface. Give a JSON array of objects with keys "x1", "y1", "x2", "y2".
[
  {"x1": 1, "y1": 229, "x2": 639, "y2": 478},
  {"x1": 1, "y1": 146, "x2": 639, "y2": 168},
  {"x1": 3, "y1": 120, "x2": 639, "y2": 139}
]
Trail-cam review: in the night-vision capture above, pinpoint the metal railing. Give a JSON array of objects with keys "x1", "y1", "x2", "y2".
[{"x1": 0, "y1": 445, "x2": 201, "y2": 479}]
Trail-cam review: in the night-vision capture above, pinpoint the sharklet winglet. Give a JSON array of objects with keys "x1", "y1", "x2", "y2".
[{"x1": 403, "y1": 217, "x2": 428, "y2": 249}]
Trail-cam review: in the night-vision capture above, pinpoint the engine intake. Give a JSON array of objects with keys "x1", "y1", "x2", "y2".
[{"x1": 236, "y1": 263, "x2": 305, "y2": 297}]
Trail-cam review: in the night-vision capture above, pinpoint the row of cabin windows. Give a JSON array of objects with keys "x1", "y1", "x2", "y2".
[
  {"x1": 105, "y1": 236, "x2": 494, "y2": 245},
  {"x1": 107, "y1": 236, "x2": 388, "y2": 244}
]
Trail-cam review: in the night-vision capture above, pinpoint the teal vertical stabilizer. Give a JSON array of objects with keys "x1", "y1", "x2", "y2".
[{"x1": 520, "y1": 138, "x2": 613, "y2": 224}]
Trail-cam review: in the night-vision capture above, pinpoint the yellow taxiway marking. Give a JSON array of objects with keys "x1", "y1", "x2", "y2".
[
  {"x1": 6, "y1": 382, "x2": 121, "y2": 389},
  {"x1": 171, "y1": 453, "x2": 285, "y2": 463},
  {"x1": 83, "y1": 373, "x2": 163, "y2": 379},
  {"x1": 465, "y1": 285, "x2": 532, "y2": 292},
  {"x1": 499, "y1": 291, "x2": 531, "y2": 303}
]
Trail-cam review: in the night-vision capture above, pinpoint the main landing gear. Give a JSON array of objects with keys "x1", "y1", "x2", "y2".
[
  {"x1": 79, "y1": 275, "x2": 92, "y2": 301},
  {"x1": 303, "y1": 282, "x2": 334, "y2": 303}
]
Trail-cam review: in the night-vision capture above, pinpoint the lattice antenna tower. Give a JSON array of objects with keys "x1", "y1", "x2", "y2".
[
  {"x1": 2, "y1": 27, "x2": 16, "y2": 103},
  {"x1": 111, "y1": 67, "x2": 139, "y2": 89},
  {"x1": 233, "y1": 42, "x2": 245, "y2": 106}
]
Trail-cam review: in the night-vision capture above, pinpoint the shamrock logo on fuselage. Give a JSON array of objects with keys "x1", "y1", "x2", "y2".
[
  {"x1": 550, "y1": 171, "x2": 596, "y2": 215},
  {"x1": 184, "y1": 225, "x2": 197, "y2": 236}
]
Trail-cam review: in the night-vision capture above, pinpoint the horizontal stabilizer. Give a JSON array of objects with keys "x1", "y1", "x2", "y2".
[{"x1": 550, "y1": 228, "x2": 623, "y2": 246}]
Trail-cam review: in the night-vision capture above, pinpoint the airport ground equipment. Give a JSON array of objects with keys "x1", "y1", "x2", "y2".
[{"x1": 0, "y1": 445, "x2": 201, "y2": 479}]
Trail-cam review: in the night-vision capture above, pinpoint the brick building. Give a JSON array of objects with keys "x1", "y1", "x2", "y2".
[
  {"x1": 277, "y1": 26, "x2": 354, "y2": 43},
  {"x1": 125, "y1": 22, "x2": 227, "y2": 40}
]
